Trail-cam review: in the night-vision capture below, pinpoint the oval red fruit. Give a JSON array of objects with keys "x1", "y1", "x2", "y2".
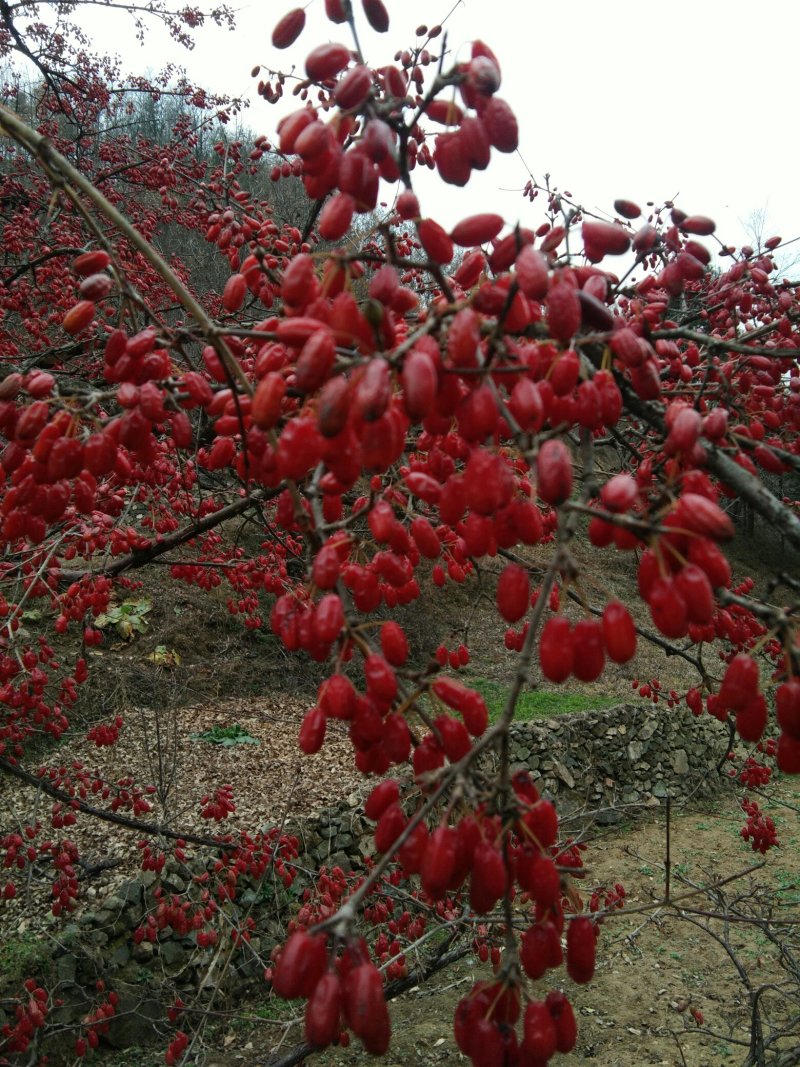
[
  {"x1": 496, "y1": 563, "x2": 530, "y2": 623},
  {"x1": 272, "y1": 8, "x2": 306, "y2": 48},
  {"x1": 450, "y1": 213, "x2": 504, "y2": 247},
  {"x1": 776, "y1": 680, "x2": 800, "y2": 740},
  {"x1": 252, "y1": 373, "x2": 286, "y2": 430},
  {"x1": 306, "y1": 43, "x2": 351, "y2": 82},
  {"x1": 62, "y1": 300, "x2": 95, "y2": 335},
  {"x1": 539, "y1": 616, "x2": 573, "y2": 683},
  {"x1": 566, "y1": 916, "x2": 596, "y2": 983},
  {"x1": 602, "y1": 601, "x2": 637, "y2": 663},
  {"x1": 417, "y1": 218, "x2": 454, "y2": 265},
  {"x1": 571, "y1": 618, "x2": 605, "y2": 682},
  {"x1": 537, "y1": 439, "x2": 573, "y2": 505},
  {"x1": 72, "y1": 250, "x2": 111, "y2": 276},
  {"x1": 648, "y1": 577, "x2": 688, "y2": 639},
  {"x1": 361, "y1": 0, "x2": 389, "y2": 32},
  {"x1": 221, "y1": 273, "x2": 247, "y2": 312},
  {"x1": 272, "y1": 931, "x2": 328, "y2": 998},
  {"x1": 613, "y1": 198, "x2": 641, "y2": 219},
  {"x1": 480, "y1": 96, "x2": 518, "y2": 152},
  {"x1": 582, "y1": 220, "x2": 631, "y2": 262},
  {"x1": 420, "y1": 826, "x2": 457, "y2": 900},
  {"x1": 299, "y1": 706, "x2": 327, "y2": 754},
  {"x1": 305, "y1": 973, "x2": 342, "y2": 1048}
]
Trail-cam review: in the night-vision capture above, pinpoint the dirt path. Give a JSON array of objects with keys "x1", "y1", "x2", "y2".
[{"x1": 180, "y1": 777, "x2": 798, "y2": 1067}]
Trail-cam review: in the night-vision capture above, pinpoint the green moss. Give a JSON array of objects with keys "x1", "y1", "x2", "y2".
[{"x1": 0, "y1": 933, "x2": 53, "y2": 990}]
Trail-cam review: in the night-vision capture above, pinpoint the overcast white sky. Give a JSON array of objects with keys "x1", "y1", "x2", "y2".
[{"x1": 72, "y1": 0, "x2": 799, "y2": 262}]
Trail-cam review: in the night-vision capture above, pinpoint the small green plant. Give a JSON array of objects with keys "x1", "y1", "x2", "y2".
[
  {"x1": 190, "y1": 723, "x2": 260, "y2": 746},
  {"x1": 95, "y1": 597, "x2": 152, "y2": 640},
  {"x1": 467, "y1": 676, "x2": 618, "y2": 723},
  {"x1": 148, "y1": 644, "x2": 181, "y2": 667}
]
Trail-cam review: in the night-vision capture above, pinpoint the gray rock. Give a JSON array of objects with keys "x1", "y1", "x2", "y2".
[
  {"x1": 627, "y1": 740, "x2": 645, "y2": 761},
  {"x1": 328, "y1": 851, "x2": 353, "y2": 872},
  {"x1": 672, "y1": 749, "x2": 689, "y2": 775},
  {"x1": 56, "y1": 953, "x2": 77, "y2": 984},
  {"x1": 132, "y1": 940, "x2": 155, "y2": 963},
  {"x1": 109, "y1": 944, "x2": 130, "y2": 968},
  {"x1": 159, "y1": 939, "x2": 185, "y2": 969}
]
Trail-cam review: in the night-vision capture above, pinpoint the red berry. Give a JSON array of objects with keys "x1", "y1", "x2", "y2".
[
  {"x1": 417, "y1": 218, "x2": 454, "y2": 265},
  {"x1": 306, "y1": 43, "x2": 351, "y2": 82},
  {"x1": 777, "y1": 733, "x2": 800, "y2": 774},
  {"x1": 537, "y1": 439, "x2": 573, "y2": 505},
  {"x1": 718, "y1": 654, "x2": 759, "y2": 711},
  {"x1": 272, "y1": 931, "x2": 328, "y2": 998},
  {"x1": 582, "y1": 220, "x2": 631, "y2": 262},
  {"x1": 736, "y1": 695, "x2": 767, "y2": 743},
  {"x1": 62, "y1": 300, "x2": 95, "y2": 335},
  {"x1": 571, "y1": 618, "x2": 605, "y2": 682},
  {"x1": 523, "y1": 1000, "x2": 557, "y2": 1060},
  {"x1": 566, "y1": 915, "x2": 596, "y2": 983},
  {"x1": 776, "y1": 680, "x2": 800, "y2": 740},
  {"x1": 221, "y1": 272, "x2": 247, "y2": 312},
  {"x1": 480, "y1": 96, "x2": 518, "y2": 152},
  {"x1": 674, "y1": 564, "x2": 715, "y2": 624},
  {"x1": 361, "y1": 0, "x2": 389, "y2": 32},
  {"x1": 469, "y1": 840, "x2": 506, "y2": 913},
  {"x1": 602, "y1": 601, "x2": 637, "y2": 663},
  {"x1": 344, "y1": 963, "x2": 390, "y2": 1054},
  {"x1": 520, "y1": 920, "x2": 562, "y2": 979},
  {"x1": 546, "y1": 990, "x2": 578, "y2": 1052},
  {"x1": 546, "y1": 276, "x2": 581, "y2": 342},
  {"x1": 305, "y1": 973, "x2": 342, "y2": 1048},
  {"x1": 496, "y1": 563, "x2": 530, "y2": 623},
  {"x1": 420, "y1": 826, "x2": 457, "y2": 900},
  {"x1": 451, "y1": 213, "x2": 504, "y2": 247},
  {"x1": 272, "y1": 8, "x2": 306, "y2": 48},
  {"x1": 364, "y1": 780, "x2": 400, "y2": 821},
  {"x1": 648, "y1": 577, "x2": 689, "y2": 639},
  {"x1": 539, "y1": 616, "x2": 573, "y2": 683}
]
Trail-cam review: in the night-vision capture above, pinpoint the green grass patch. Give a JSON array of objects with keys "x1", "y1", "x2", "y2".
[
  {"x1": 468, "y1": 677, "x2": 619, "y2": 723},
  {"x1": 190, "y1": 723, "x2": 259, "y2": 746}
]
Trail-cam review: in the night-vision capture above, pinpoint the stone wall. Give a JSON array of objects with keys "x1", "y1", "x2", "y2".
[
  {"x1": 15, "y1": 702, "x2": 732, "y2": 1047},
  {"x1": 502, "y1": 702, "x2": 730, "y2": 825}
]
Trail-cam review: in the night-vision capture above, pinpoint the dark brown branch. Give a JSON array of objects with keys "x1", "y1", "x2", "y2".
[
  {"x1": 55, "y1": 486, "x2": 279, "y2": 583},
  {"x1": 0, "y1": 755, "x2": 229, "y2": 850},
  {"x1": 651, "y1": 325, "x2": 800, "y2": 361},
  {"x1": 1, "y1": 246, "x2": 84, "y2": 287},
  {"x1": 617, "y1": 376, "x2": 800, "y2": 552}
]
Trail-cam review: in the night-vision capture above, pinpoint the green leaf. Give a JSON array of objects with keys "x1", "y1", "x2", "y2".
[{"x1": 190, "y1": 724, "x2": 260, "y2": 746}]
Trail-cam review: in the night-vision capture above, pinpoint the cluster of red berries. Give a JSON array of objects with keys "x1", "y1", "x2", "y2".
[
  {"x1": 740, "y1": 798, "x2": 779, "y2": 854},
  {"x1": 539, "y1": 600, "x2": 636, "y2": 684},
  {"x1": 86, "y1": 713, "x2": 123, "y2": 747},
  {"x1": 434, "y1": 642, "x2": 470, "y2": 670},
  {"x1": 270, "y1": 931, "x2": 390, "y2": 1054},
  {"x1": 736, "y1": 755, "x2": 773, "y2": 790},
  {"x1": 1, "y1": 979, "x2": 49, "y2": 1055},
  {"x1": 200, "y1": 784, "x2": 236, "y2": 822},
  {"x1": 74, "y1": 982, "x2": 118, "y2": 1056},
  {"x1": 454, "y1": 982, "x2": 577, "y2": 1065}
]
